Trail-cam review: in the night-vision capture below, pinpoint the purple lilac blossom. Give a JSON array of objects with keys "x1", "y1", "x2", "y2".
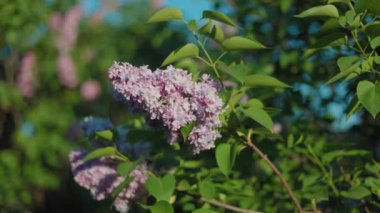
[
  {"x1": 69, "y1": 150, "x2": 148, "y2": 213},
  {"x1": 17, "y1": 51, "x2": 35, "y2": 97},
  {"x1": 108, "y1": 62, "x2": 223, "y2": 154}
]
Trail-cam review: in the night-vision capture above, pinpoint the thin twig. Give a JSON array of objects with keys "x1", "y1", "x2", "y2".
[
  {"x1": 201, "y1": 198, "x2": 261, "y2": 213},
  {"x1": 246, "y1": 130, "x2": 304, "y2": 213}
]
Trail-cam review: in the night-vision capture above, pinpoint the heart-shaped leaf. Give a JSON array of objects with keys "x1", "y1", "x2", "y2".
[
  {"x1": 145, "y1": 174, "x2": 176, "y2": 201},
  {"x1": 357, "y1": 80, "x2": 380, "y2": 118}
]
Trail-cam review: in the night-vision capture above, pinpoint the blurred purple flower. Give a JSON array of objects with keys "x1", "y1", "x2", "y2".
[
  {"x1": 69, "y1": 150, "x2": 147, "y2": 213},
  {"x1": 17, "y1": 51, "x2": 35, "y2": 97},
  {"x1": 109, "y1": 62, "x2": 223, "y2": 154},
  {"x1": 80, "y1": 79, "x2": 101, "y2": 101},
  {"x1": 57, "y1": 53, "x2": 78, "y2": 88}
]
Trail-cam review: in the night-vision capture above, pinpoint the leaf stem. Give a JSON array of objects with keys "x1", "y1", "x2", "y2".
[
  {"x1": 201, "y1": 197, "x2": 262, "y2": 213},
  {"x1": 246, "y1": 129, "x2": 304, "y2": 213}
]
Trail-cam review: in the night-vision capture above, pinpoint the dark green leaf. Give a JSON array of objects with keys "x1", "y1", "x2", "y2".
[
  {"x1": 355, "y1": 0, "x2": 380, "y2": 15},
  {"x1": 370, "y1": 37, "x2": 380, "y2": 49},
  {"x1": 202, "y1": 10, "x2": 237, "y2": 26},
  {"x1": 244, "y1": 74, "x2": 290, "y2": 88},
  {"x1": 192, "y1": 209, "x2": 218, "y2": 213},
  {"x1": 162, "y1": 44, "x2": 199, "y2": 66},
  {"x1": 357, "y1": 80, "x2": 380, "y2": 118},
  {"x1": 147, "y1": 7, "x2": 183, "y2": 23},
  {"x1": 311, "y1": 32, "x2": 346, "y2": 48},
  {"x1": 198, "y1": 21, "x2": 213, "y2": 34},
  {"x1": 295, "y1": 5, "x2": 339, "y2": 18},
  {"x1": 112, "y1": 176, "x2": 133, "y2": 197},
  {"x1": 222, "y1": 36, "x2": 266, "y2": 50},
  {"x1": 187, "y1": 20, "x2": 197, "y2": 33},
  {"x1": 82, "y1": 147, "x2": 116, "y2": 162},
  {"x1": 326, "y1": 56, "x2": 360, "y2": 84},
  {"x1": 240, "y1": 107, "x2": 274, "y2": 131}
]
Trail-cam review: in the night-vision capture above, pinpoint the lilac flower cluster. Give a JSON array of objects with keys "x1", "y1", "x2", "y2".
[
  {"x1": 108, "y1": 62, "x2": 223, "y2": 154},
  {"x1": 17, "y1": 51, "x2": 35, "y2": 98},
  {"x1": 69, "y1": 151, "x2": 147, "y2": 213}
]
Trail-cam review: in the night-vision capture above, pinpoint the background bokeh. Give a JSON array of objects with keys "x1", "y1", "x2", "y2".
[{"x1": 1, "y1": 0, "x2": 379, "y2": 212}]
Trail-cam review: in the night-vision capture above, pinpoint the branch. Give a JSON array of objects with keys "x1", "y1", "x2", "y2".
[
  {"x1": 201, "y1": 198, "x2": 261, "y2": 213},
  {"x1": 246, "y1": 130, "x2": 304, "y2": 213}
]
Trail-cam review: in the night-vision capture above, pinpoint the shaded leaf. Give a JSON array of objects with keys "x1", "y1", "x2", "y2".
[
  {"x1": 150, "y1": 201, "x2": 174, "y2": 213},
  {"x1": 244, "y1": 74, "x2": 290, "y2": 88},
  {"x1": 202, "y1": 10, "x2": 237, "y2": 26},
  {"x1": 145, "y1": 174, "x2": 176, "y2": 201},
  {"x1": 215, "y1": 143, "x2": 235, "y2": 177},
  {"x1": 341, "y1": 186, "x2": 371, "y2": 200},
  {"x1": 82, "y1": 147, "x2": 116, "y2": 162},
  {"x1": 199, "y1": 180, "x2": 216, "y2": 199},
  {"x1": 357, "y1": 80, "x2": 380, "y2": 118}
]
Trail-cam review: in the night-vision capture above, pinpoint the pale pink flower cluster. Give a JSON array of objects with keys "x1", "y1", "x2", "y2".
[
  {"x1": 108, "y1": 62, "x2": 223, "y2": 154},
  {"x1": 80, "y1": 79, "x2": 101, "y2": 101},
  {"x1": 49, "y1": 5, "x2": 82, "y2": 88},
  {"x1": 69, "y1": 150, "x2": 147, "y2": 213},
  {"x1": 17, "y1": 51, "x2": 35, "y2": 97}
]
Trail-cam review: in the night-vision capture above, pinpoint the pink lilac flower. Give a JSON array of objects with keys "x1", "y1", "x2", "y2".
[
  {"x1": 17, "y1": 51, "x2": 35, "y2": 97},
  {"x1": 69, "y1": 150, "x2": 148, "y2": 213},
  {"x1": 80, "y1": 79, "x2": 101, "y2": 101},
  {"x1": 57, "y1": 53, "x2": 78, "y2": 88},
  {"x1": 108, "y1": 62, "x2": 223, "y2": 154}
]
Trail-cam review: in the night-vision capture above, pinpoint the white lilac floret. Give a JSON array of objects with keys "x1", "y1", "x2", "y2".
[{"x1": 108, "y1": 62, "x2": 223, "y2": 154}]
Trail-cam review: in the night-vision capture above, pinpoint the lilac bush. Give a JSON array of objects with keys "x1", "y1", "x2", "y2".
[{"x1": 108, "y1": 62, "x2": 223, "y2": 154}]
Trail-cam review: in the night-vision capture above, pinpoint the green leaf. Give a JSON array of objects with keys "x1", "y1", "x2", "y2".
[
  {"x1": 374, "y1": 56, "x2": 380, "y2": 64},
  {"x1": 357, "y1": 80, "x2": 380, "y2": 118},
  {"x1": 244, "y1": 74, "x2": 290, "y2": 88},
  {"x1": 199, "y1": 180, "x2": 216, "y2": 199},
  {"x1": 187, "y1": 20, "x2": 197, "y2": 33},
  {"x1": 162, "y1": 44, "x2": 199, "y2": 66},
  {"x1": 370, "y1": 37, "x2": 380, "y2": 49},
  {"x1": 322, "y1": 149, "x2": 369, "y2": 164},
  {"x1": 215, "y1": 143, "x2": 235, "y2": 177},
  {"x1": 209, "y1": 25, "x2": 224, "y2": 43},
  {"x1": 147, "y1": 7, "x2": 183, "y2": 23},
  {"x1": 192, "y1": 209, "x2": 218, "y2": 213},
  {"x1": 199, "y1": 21, "x2": 213, "y2": 34},
  {"x1": 216, "y1": 61, "x2": 247, "y2": 83},
  {"x1": 341, "y1": 186, "x2": 371, "y2": 200},
  {"x1": 244, "y1": 99, "x2": 264, "y2": 108},
  {"x1": 82, "y1": 147, "x2": 116, "y2": 162},
  {"x1": 202, "y1": 10, "x2": 237, "y2": 26},
  {"x1": 222, "y1": 36, "x2": 266, "y2": 50},
  {"x1": 311, "y1": 32, "x2": 346, "y2": 48},
  {"x1": 295, "y1": 5, "x2": 339, "y2": 18},
  {"x1": 145, "y1": 174, "x2": 176, "y2": 201},
  {"x1": 180, "y1": 123, "x2": 194, "y2": 141},
  {"x1": 328, "y1": 0, "x2": 350, "y2": 5},
  {"x1": 355, "y1": 0, "x2": 380, "y2": 15},
  {"x1": 117, "y1": 161, "x2": 136, "y2": 177},
  {"x1": 241, "y1": 107, "x2": 273, "y2": 131},
  {"x1": 326, "y1": 56, "x2": 360, "y2": 84},
  {"x1": 150, "y1": 201, "x2": 174, "y2": 213},
  {"x1": 95, "y1": 130, "x2": 114, "y2": 141}
]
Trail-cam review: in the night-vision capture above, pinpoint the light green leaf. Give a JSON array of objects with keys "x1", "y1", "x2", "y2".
[
  {"x1": 150, "y1": 201, "x2": 174, "y2": 213},
  {"x1": 295, "y1": 5, "x2": 339, "y2": 18},
  {"x1": 215, "y1": 143, "x2": 235, "y2": 177},
  {"x1": 245, "y1": 99, "x2": 264, "y2": 108},
  {"x1": 244, "y1": 74, "x2": 290, "y2": 88},
  {"x1": 240, "y1": 108, "x2": 274, "y2": 131},
  {"x1": 147, "y1": 7, "x2": 183, "y2": 23},
  {"x1": 326, "y1": 56, "x2": 360, "y2": 84},
  {"x1": 357, "y1": 80, "x2": 380, "y2": 118},
  {"x1": 222, "y1": 36, "x2": 266, "y2": 50},
  {"x1": 216, "y1": 61, "x2": 247, "y2": 83},
  {"x1": 82, "y1": 147, "x2": 116, "y2": 162},
  {"x1": 187, "y1": 20, "x2": 197, "y2": 33},
  {"x1": 370, "y1": 37, "x2": 380, "y2": 49},
  {"x1": 199, "y1": 180, "x2": 216, "y2": 199},
  {"x1": 374, "y1": 56, "x2": 380, "y2": 64},
  {"x1": 341, "y1": 186, "x2": 371, "y2": 200},
  {"x1": 117, "y1": 161, "x2": 136, "y2": 177},
  {"x1": 202, "y1": 10, "x2": 237, "y2": 26},
  {"x1": 209, "y1": 25, "x2": 224, "y2": 43},
  {"x1": 95, "y1": 130, "x2": 114, "y2": 141},
  {"x1": 162, "y1": 44, "x2": 199, "y2": 66},
  {"x1": 198, "y1": 20, "x2": 213, "y2": 34},
  {"x1": 145, "y1": 174, "x2": 176, "y2": 201},
  {"x1": 180, "y1": 123, "x2": 194, "y2": 141}
]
